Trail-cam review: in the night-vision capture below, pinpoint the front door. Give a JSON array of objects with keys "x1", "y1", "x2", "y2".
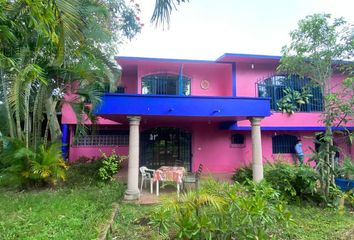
[{"x1": 140, "y1": 127, "x2": 192, "y2": 171}]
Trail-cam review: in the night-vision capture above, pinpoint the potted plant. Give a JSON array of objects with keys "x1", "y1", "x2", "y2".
[{"x1": 335, "y1": 156, "x2": 354, "y2": 191}]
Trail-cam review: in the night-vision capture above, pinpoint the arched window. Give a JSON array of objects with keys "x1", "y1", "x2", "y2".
[
  {"x1": 257, "y1": 75, "x2": 323, "y2": 112},
  {"x1": 272, "y1": 134, "x2": 298, "y2": 154},
  {"x1": 142, "y1": 74, "x2": 191, "y2": 95}
]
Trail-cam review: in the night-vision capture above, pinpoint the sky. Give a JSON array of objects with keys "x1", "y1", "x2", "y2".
[{"x1": 119, "y1": 0, "x2": 354, "y2": 60}]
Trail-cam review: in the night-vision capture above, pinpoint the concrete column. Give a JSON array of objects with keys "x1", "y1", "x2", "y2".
[
  {"x1": 249, "y1": 117, "x2": 264, "y2": 182},
  {"x1": 124, "y1": 116, "x2": 141, "y2": 200}
]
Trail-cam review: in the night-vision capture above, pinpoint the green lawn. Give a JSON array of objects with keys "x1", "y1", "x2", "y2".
[
  {"x1": 1, "y1": 163, "x2": 353, "y2": 240},
  {"x1": 0, "y1": 163, "x2": 125, "y2": 240},
  {"x1": 111, "y1": 204, "x2": 164, "y2": 240},
  {"x1": 281, "y1": 205, "x2": 354, "y2": 240},
  {"x1": 111, "y1": 203, "x2": 354, "y2": 240}
]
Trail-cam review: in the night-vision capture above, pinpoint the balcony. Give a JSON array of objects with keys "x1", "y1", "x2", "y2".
[{"x1": 95, "y1": 94, "x2": 271, "y2": 121}]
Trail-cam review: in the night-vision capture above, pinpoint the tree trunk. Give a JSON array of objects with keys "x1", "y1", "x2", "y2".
[
  {"x1": 45, "y1": 96, "x2": 62, "y2": 142},
  {"x1": 1, "y1": 70, "x2": 15, "y2": 138},
  {"x1": 32, "y1": 85, "x2": 44, "y2": 149},
  {"x1": 24, "y1": 85, "x2": 31, "y2": 148}
]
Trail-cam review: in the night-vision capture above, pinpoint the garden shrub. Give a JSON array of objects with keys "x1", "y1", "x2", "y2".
[
  {"x1": 150, "y1": 180, "x2": 291, "y2": 239},
  {"x1": 233, "y1": 162, "x2": 319, "y2": 202},
  {"x1": 0, "y1": 139, "x2": 68, "y2": 188},
  {"x1": 266, "y1": 163, "x2": 319, "y2": 201},
  {"x1": 98, "y1": 150, "x2": 126, "y2": 181},
  {"x1": 231, "y1": 165, "x2": 252, "y2": 182},
  {"x1": 65, "y1": 161, "x2": 103, "y2": 186}
]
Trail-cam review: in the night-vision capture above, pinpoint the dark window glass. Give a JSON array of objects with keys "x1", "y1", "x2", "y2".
[
  {"x1": 142, "y1": 74, "x2": 191, "y2": 95},
  {"x1": 257, "y1": 75, "x2": 323, "y2": 112},
  {"x1": 272, "y1": 134, "x2": 298, "y2": 154},
  {"x1": 116, "y1": 86, "x2": 125, "y2": 93},
  {"x1": 231, "y1": 134, "x2": 245, "y2": 144}
]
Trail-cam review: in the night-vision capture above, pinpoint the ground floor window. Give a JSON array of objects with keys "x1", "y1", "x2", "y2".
[
  {"x1": 231, "y1": 134, "x2": 245, "y2": 145},
  {"x1": 74, "y1": 128, "x2": 129, "y2": 146},
  {"x1": 272, "y1": 134, "x2": 298, "y2": 154}
]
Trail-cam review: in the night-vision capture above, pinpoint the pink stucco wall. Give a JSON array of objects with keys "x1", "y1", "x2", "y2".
[
  {"x1": 119, "y1": 61, "x2": 233, "y2": 96},
  {"x1": 67, "y1": 119, "x2": 353, "y2": 172},
  {"x1": 235, "y1": 63, "x2": 354, "y2": 128},
  {"x1": 69, "y1": 146, "x2": 128, "y2": 161}
]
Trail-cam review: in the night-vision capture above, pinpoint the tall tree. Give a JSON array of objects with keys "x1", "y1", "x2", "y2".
[
  {"x1": 0, "y1": 0, "x2": 141, "y2": 147},
  {"x1": 278, "y1": 13, "x2": 354, "y2": 196}
]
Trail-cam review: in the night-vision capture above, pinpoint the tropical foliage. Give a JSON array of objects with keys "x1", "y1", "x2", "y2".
[
  {"x1": 151, "y1": 0, "x2": 189, "y2": 28},
  {"x1": 233, "y1": 162, "x2": 320, "y2": 202},
  {"x1": 0, "y1": 0, "x2": 142, "y2": 187},
  {"x1": 0, "y1": 138, "x2": 67, "y2": 187},
  {"x1": 277, "y1": 87, "x2": 312, "y2": 114},
  {"x1": 150, "y1": 180, "x2": 291, "y2": 239},
  {"x1": 277, "y1": 13, "x2": 354, "y2": 197},
  {"x1": 0, "y1": 0, "x2": 141, "y2": 147},
  {"x1": 98, "y1": 150, "x2": 126, "y2": 182}
]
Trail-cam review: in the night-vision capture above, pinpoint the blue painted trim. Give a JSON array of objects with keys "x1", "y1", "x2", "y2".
[
  {"x1": 116, "y1": 54, "x2": 353, "y2": 65},
  {"x1": 115, "y1": 56, "x2": 226, "y2": 64},
  {"x1": 95, "y1": 94, "x2": 271, "y2": 118},
  {"x1": 61, "y1": 124, "x2": 69, "y2": 160},
  {"x1": 222, "y1": 125, "x2": 354, "y2": 131},
  {"x1": 178, "y1": 64, "x2": 183, "y2": 95},
  {"x1": 103, "y1": 93, "x2": 270, "y2": 100},
  {"x1": 232, "y1": 63, "x2": 236, "y2": 97},
  {"x1": 216, "y1": 53, "x2": 282, "y2": 62}
]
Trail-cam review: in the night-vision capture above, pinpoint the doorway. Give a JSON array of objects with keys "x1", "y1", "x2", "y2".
[{"x1": 140, "y1": 127, "x2": 192, "y2": 171}]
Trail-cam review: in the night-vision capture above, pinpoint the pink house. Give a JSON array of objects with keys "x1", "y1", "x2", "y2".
[{"x1": 61, "y1": 53, "x2": 354, "y2": 176}]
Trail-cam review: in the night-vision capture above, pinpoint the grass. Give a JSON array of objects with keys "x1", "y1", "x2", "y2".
[
  {"x1": 0, "y1": 163, "x2": 125, "y2": 240},
  {"x1": 111, "y1": 201, "x2": 354, "y2": 240},
  {"x1": 111, "y1": 204, "x2": 164, "y2": 240},
  {"x1": 281, "y1": 204, "x2": 354, "y2": 240}
]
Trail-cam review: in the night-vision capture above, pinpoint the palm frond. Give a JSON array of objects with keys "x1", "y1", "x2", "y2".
[{"x1": 151, "y1": 0, "x2": 188, "y2": 28}]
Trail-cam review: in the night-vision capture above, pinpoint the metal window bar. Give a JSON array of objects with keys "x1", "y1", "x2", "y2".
[
  {"x1": 272, "y1": 134, "x2": 298, "y2": 154},
  {"x1": 75, "y1": 135, "x2": 129, "y2": 146},
  {"x1": 231, "y1": 134, "x2": 245, "y2": 144},
  {"x1": 256, "y1": 75, "x2": 323, "y2": 112},
  {"x1": 142, "y1": 74, "x2": 191, "y2": 95}
]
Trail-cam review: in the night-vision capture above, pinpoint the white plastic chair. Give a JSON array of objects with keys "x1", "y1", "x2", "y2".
[{"x1": 139, "y1": 166, "x2": 155, "y2": 194}]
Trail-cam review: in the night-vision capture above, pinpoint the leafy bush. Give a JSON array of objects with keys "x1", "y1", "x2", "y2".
[
  {"x1": 98, "y1": 150, "x2": 126, "y2": 181},
  {"x1": 336, "y1": 156, "x2": 354, "y2": 179},
  {"x1": 150, "y1": 180, "x2": 291, "y2": 239},
  {"x1": 65, "y1": 161, "x2": 103, "y2": 186},
  {"x1": 231, "y1": 165, "x2": 252, "y2": 182},
  {"x1": 0, "y1": 139, "x2": 68, "y2": 188},
  {"x1": 233, "y1": 162, "x2": 320, "y2": 202},
  {"x1": 266, "y1": 163, "x2": 319, "y2": 201}
]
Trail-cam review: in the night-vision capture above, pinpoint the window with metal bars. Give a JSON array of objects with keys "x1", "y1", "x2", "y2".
[
  {"x1": 75, "y1": 135, "x2": 129, "y2": 146},
  {"x1": 74, "y1": 129, "x2": 129, "y2": 146},
  {"x1": 141, "y1": 74, "x2": 191, "y2": 95},
  {"x1": 231, "y1": 134, "x2": 245, "y2": 145},
  {"x1": 272, "y1": 134, "x2": 298, "y2": 154},
  {"x1": 257, "y1": 75, "x2": 323, "y2": 112}
]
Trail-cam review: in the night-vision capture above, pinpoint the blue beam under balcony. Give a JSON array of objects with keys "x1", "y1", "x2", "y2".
[{"x1": 95, "y1": 94, "x2": 271, "y2": 119}]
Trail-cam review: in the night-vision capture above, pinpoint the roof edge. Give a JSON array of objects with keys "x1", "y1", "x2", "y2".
[{"x1": 216, "y1": 53, "x2": 282, "y2": 62}]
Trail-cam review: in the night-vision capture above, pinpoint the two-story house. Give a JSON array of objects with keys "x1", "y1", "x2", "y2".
[{"x1": 61, "y1": 53, "x2": 354, "y2": 176}]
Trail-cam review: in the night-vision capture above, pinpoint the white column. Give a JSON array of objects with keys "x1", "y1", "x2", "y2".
[
  {"x1": 249, "y1": 117, "x2": 264, "y2": 182},
  {"x1": 124, "y1": 116, "x2": 141, "y2": 200}
]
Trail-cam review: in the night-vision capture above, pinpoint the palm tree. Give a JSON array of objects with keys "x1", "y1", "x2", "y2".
[
  {"x1": 151, "y1": 0, "x2": 188, "y2": 27},
  {"x1": 0, "y1": 0, "x2": 141, "y2": 148}
]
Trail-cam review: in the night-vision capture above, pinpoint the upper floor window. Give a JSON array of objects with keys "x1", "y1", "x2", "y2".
[
  {"x1": 257, "y1": 75, "x2": 323, "y2": 112},
  {"x1": 142, "y1": 74, "x2": 191, "y2": 95},
  {"x1": 272, "y1": 134, "x2": 298, "y2": 154}
]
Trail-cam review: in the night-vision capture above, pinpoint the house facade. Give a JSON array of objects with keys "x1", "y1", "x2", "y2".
[{"x1": 61, "y1": 53, "x2": 354, "y2": 175}]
